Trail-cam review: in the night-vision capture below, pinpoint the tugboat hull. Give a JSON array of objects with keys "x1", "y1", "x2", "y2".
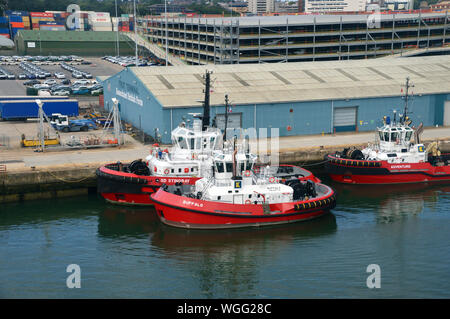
[
  {"x1": 325, "y1": 154, "x2": 450, "y2": 184},
  {"x1": 151, "y1": 185, "x2": 336, "y2": 229},
  {"x1": 96, "y1": 164, "x2": 200, "y2": 206},
  {"x1": 97, "y1": 163, "x2": 322, "y2": 206}
]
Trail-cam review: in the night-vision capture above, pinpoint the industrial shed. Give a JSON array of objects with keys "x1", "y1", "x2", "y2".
[
  {"x1": 14, "y1": 30, "x2": 135, "y2": 56},
  {"x1": 102, "y1": 55, "x2": 450, "y2": 144}
]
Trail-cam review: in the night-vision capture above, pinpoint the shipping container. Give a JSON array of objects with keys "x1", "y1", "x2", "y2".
[
  {"x1": 5, "y1": 10, "x2": 29, "y2": 16},
  {"x1": 30, "y1": 12, "x2": 54, "y2": 18},
  {"x1": 8, "y1": 16, "x2": 23, "y2": 23},
  {"x1": 0, "y1": 99, "x2": 78, "y2": 121},
  {"x1": 10, "y1": 22, "x2": 25, "y2": 28},
  {"x1": 0, "y1": 34, "x2": 10, "y2": 39}
]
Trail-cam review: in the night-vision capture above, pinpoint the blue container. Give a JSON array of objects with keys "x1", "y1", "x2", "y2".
[
  {"x1": 0, "y1": 17, "x2": 8, "y2": 24},
  {"x1": 8, "y1": 15, "x2": 23, "y2": 23},
  {"x1": 5, "y1": 10, "x2": 29, "y2": 16},
  {"x1": 0, "y1": 99, "x2": 78, "y2": 120},
  {"x1": 0, "y1": 28, "x2": 10, "y2": 34}
]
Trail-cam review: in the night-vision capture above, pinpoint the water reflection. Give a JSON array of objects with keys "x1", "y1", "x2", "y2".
[
  {"x1": 97, "y1": 206, "x2": 160, "y2": 238},
  {"x1": 149, "y1": 214, "x2": 337, "y2": 298},
  {"x1": 96, "y1": 204, "x2": 337, "y2": 298},
  {"x1": 332, "y1": 182, "x2": 448, "y2": 223}
]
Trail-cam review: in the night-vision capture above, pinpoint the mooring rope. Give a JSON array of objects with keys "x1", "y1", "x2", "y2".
[{"x1": 43, "y1": 170, "x2": 94, "y2": 183}]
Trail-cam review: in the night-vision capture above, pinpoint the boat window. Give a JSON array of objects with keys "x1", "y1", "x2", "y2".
[
  {"x1": 391, "y1": 132, "x2": 399, "y2": 142},
  {"x1": 246, "y1": 161, "x2": 253, "y2": 170},
  {"x1": 216, "y1": 162, "x2": 224, "y2": 173},
  {"x1": 378, "y1": 131, "x2": 384, "y2": 141},
  {"x1": 188, "y1": 138, "x2": 195, "y2": 150},
  {"x1": 405, "y1": 131, "x2": 412, "y2": 141},
  {"x1": 195, "y1": 138, "x2": 201, "y2": 150},
  {"x1": 226, "y1": 162, "x2": 233, "y2": 173},
  {"x1": 177, "y1": 137, "x2": 187, "y2": 149},
  {"x1": 384, "y1": 131, "x2": 390, "y2": 142},
  {"x1": 239, "y1": 162, "x2": 245, "y2": 174},
  {"x1": 210, "y1": 137, "x2": 215, "y2": 149}
]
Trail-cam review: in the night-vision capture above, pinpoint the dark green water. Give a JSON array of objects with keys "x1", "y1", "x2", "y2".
[{"x1": 1, "y1": 176, "x2": 450, "y2": 298}]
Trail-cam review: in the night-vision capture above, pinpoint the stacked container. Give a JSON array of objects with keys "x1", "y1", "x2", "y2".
[
  {"x1": 39, "y1": 21, "x2": 65, "y2": 31},
  {"x1": 6, "y1": 10, "x2": 32, "y2": 30},
  {"x1": 66, "y1": 11, "x2": 91, "y2": 31},
  {"x1": 118, "y1": 16, "x2": 134, "y2": 32},
  {"x1": 9, "y1": 15, "x2": 25, "y2": 39},
  {"x1": 30, "y1": 12, "x2": 55, "y2": 30},
  {"x1": 88, "y1": 12, "x2": 112, "y2": 32},
  {"x1": 0, "y1": 17, "x2": 9, "y2": 38}
]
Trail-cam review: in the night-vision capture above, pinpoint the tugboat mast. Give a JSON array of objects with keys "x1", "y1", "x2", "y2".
[
  {"x1": 402, "y1": 77, "x2": 414, "y2": 124},
  {"x1": 202, "y1": 70, "x2": 211, "y2": 131}
]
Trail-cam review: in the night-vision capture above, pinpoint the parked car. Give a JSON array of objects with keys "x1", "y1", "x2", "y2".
[
  {"x1": 72, "y1": 87, "x2": 90, "y2": 95},
  {"x1": 33, "y1": 83, "x2": 50, "y2": 89},
  {"x1": 53, "y1": 90, "x2": 71, "y2": 96},
  {"x1": 55, "y1": 72, "x2": 66, "y2": 79},
  {"x1": 91, "y1": 88, "x2": 103, "y2": 95},
  {"x1": 44, "y1": 79, "x2": 57, "y2": 85},
  {"x1": 24, "y1": 79, "x2": 40, "y2": 86}
]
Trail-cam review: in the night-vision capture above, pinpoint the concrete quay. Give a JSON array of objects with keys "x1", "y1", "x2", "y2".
[{"x1": 1, "y1": 126, "x2": 450, "y2": 203}]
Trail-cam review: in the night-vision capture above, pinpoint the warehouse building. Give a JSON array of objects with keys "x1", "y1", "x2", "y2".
[
  {"x1": 102, "y1": 55, "x2": 450, "y2": 144},
  {"x1": 138, "y1": 12, "x2": 449, "y2": 65},
  {"x1": 14, "y1": 30, "x2": 135, "y2": 56}
]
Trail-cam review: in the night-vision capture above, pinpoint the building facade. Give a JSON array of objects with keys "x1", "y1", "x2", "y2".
[
  {"x1": 137, "y1": 12, "x2": 449, "y2": 65},
  {"x1": 248, "y1": 0, "x2": 276, "y2": 14},
  {"x1": 101, "y1": 56, "x2": 450, "y2": 144}
]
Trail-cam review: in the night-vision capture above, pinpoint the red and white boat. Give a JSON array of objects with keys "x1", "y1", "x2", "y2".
[
  {"x1": 151, "y1": 151, "x2": 336, "y2": 229},
  {"x1": 325, "y1": 77, "x2": 450, "y2": 185},
  {"x1": 97, "y1": 70, "x2": 321, "y2": 206},
  {"x1": 96, "y1": 119, "x2": 223, "y2": 205}
]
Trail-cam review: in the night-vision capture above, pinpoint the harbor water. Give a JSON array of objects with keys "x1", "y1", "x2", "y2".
[{"x1": 1, "y1": 175, "x2": 450, "y2": 298}]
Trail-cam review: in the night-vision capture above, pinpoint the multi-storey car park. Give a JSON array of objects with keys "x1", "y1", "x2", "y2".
[{"x1": 137, "y1": 12, "x2": 449, "y2": 65}]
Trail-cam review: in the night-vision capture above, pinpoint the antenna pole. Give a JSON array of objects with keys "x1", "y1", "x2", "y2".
[
  {"x1": 224, "y1": 94, "x2": 229, "y2": 141},
  {"x1": 202, "y1": 70, "x2": 211, "y2": 131},
  {"x1": 403, "y1": 76, "x2": 414, "y2": 123},
  {"x1": 134, "y1": 0, "x2": 138, "y2": 66}
]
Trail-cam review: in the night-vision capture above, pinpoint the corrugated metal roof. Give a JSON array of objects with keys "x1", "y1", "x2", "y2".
[
  {"x1": 129, "y1": 55, "x2": 450, "y2": 108},
  {"x1": 17, "y1": 30, "x2": 129, "y2": 42}
]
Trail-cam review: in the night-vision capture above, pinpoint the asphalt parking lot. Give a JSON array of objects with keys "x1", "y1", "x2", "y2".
[{"x1": 0, "y1": 57, "x2": 123, "y2": 96}]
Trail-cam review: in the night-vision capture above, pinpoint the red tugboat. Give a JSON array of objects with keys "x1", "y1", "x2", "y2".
[
  {"x1": 151, "y1": 151, "x2": 336, "y2": 229},
  {"x1": 325, "y1": 77, "x2": 450, "y2": 185},
  {"x1": 97, "y1": 71, "x2": 320, "y2": 206}
]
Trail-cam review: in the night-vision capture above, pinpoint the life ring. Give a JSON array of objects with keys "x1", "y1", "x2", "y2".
[
  {"x1": 244, "y1": 170, "x2": 251, "y2": 177},
  {"x1": 184, "y1": 167, "x2": 189, "y2": 173},
  {"x1": 245, "y1": 199, "x2": 252, "y2": 205},
  {"x1": 269, "y1": 177, "x2": 276, "y2": 183},
  {"x1": 192, "y1": 153, "x2": 198, "y2": 160},
  {"x1": 164, "y1": 168, "x2": 170, "y2": 175}
]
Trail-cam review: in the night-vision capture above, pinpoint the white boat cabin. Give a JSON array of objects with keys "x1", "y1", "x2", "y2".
[
  {"x1": 362, "y1": 116, "x2": 427, "y2": 164},
  {"x1": 195, "y1": 153, "x2": 294, "y2": 205},
  {"x1": 146, "y1": 119, "x2": 223, "y2": 177}
]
